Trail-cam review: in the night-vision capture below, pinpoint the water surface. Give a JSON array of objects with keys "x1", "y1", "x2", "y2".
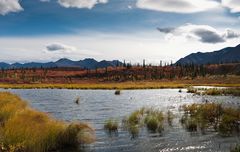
[{"x1": 2, "y1": 88, "x2": 240, "y2": 152}]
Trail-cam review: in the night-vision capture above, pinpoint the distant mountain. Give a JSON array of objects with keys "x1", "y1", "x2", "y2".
[
  {"x1": 0, "y1": 58, "x2": 122, "y2": 69},
  {"x1": 176, "y1": 44, "x2": 240, "y2": 65}
]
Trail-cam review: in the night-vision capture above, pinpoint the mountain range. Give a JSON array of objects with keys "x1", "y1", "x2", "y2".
[
  {"x1": 0, "y1": 58, "x2": 122, "y2": 69},
  {"x1": 1, "y1": 44, "x2": 239, "y2": 69},
  {"x1": 176, "y1": 44, "x2": 240, "y2": 65}
]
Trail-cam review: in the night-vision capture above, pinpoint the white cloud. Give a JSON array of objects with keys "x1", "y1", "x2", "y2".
[
  {"x1": 222, "y1": 0, "x2": 240, "y2": 13},
  {"x1": 58, "y1": 0, "x2": 108, "y2": 9},
  {"x1": 158, "y1": 24, "x2": 240, "y2": 44},
  {"x1": 0, "y1": 0, "x2": 23, "y2": 15},
  {"x1": 136, "y1": 0, "x2": 219, "y2": 13}
]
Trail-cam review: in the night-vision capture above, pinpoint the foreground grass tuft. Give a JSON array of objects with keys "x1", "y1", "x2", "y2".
[{"x1": 0, "y1": 92, "x2": 95, "y2": 152}]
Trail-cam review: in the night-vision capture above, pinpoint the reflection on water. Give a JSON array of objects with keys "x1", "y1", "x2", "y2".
[{"x1": 1, "y1": 88, "x2": 240, "y2": 152}]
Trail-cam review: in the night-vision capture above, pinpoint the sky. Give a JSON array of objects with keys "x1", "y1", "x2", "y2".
[{"x1": 0, "y1": 0, "x2": 240, "y2": 64}]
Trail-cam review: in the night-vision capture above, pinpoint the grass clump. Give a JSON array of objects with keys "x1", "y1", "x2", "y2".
[
  {"x1": 203, "y1": 88, "x2": 240, "y2": 96},
  {"x1": 0, "y1": 92, "x2": 95, "y2": 152},
  {"x1": 180, "y1": 103, "x2": 240, "y2": 136},
  {"x1": 114, "y1": 90, "x2": 121, "y2": 95},
  {"x1": 187, "y1": 87, "x2": 197, "y2": 94},
  {"x1": 123, "y1": 107, "x2": 172, "y2": 137},
  {"x1": 231, "y1": 145, "x2": 240, "y2": 152},
  {"x1": 104, "y1": 119, "x2": 118, "y2": 132},
  {"x1": 167, "y1": 110, "x2": 174, "y2": 126}
]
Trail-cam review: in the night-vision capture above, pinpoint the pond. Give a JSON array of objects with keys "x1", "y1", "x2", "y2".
[{"x1": 1, "y1": 88, "x2": 240, "y2": 152}]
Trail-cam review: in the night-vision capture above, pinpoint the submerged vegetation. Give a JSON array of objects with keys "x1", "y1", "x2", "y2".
[
  {"x1": 0, "y1": 92, "x2": 95, "y2": 152},
  {"x1": 180, "y1": 103, "x2": 240, "y2": 136}
]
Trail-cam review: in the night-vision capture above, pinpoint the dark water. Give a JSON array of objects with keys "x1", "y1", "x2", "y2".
[{"x1": 1, "y1": 88, "x2": 240, "y2": 152}]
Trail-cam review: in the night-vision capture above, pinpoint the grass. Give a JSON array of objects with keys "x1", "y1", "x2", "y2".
[
  {"x1": 114, "y1": 90, "x2": 121, "y2": 95},
  {"x1": 167, "y1": 110, "x2": 174, "y2": 126},
  {"x1": 187, "y1": 87, "x2": 240, "y2": 96},
  {"x1": 123, "y1": 107, "x2": 172, "y2": 136},
  {"x1": 180, "y1": 103, "x2": 240, "y2": 136},
  {"x1": 203, "y1": 88, "x2": 240, "y2": 96},
  {"x1": 104, "y1": 119, "x2": 118, "y2": 132},
  {"x1": 231, "y1": 145, "x2": 240, "y2": 152},
  {"x1": 187, "y1": 87, "x2": 198, "y2": 93},
  {"x1": 0, "y1": 92, "x2": 95, "y2": 152}
]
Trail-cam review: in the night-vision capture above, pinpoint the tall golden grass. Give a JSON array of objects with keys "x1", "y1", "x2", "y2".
[{"x1": 0, "y1": 92, "x2": 95, "y2": 152}]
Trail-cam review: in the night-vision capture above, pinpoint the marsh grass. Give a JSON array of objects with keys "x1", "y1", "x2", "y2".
[
  {"x1": 123, "y1": 107, "x2": 172, "y2": 136},
  {"x1": 187, "y1": 87, "x2": 198, "y2": 94},
  {"x1": 231, "y1": 145, "x2": 240, "y2": 152},
  {"x1": 114, "y1": 90, "x2": 121, "y2": 95},
  {"x1": 180, "y1": 103, "x2": 240, "y2": 136},
  {"x1": 188, "y1": 87, "x2": 240, "y2": 96},
  {"x1": 203, "y1": 88, "x2": 240, "y2": 96},
  {"x1": 104, "y1": 119, "x2": 118, "y2": 132},
  {"x1": 0, "y1": 92, "x2": 95, "y2": 152},
  {"x1": 167, "y1": 110, "x2": 174, "y2": 126}
]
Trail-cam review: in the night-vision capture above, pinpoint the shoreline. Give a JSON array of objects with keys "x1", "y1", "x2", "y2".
[{"x1": 0, "y1": 82, "x2": 239, "y2": 90}]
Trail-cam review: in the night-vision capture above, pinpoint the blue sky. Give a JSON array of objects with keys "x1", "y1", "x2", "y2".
[{"x1": 0, "y1": 0, "x2": 239, "y2": 63}]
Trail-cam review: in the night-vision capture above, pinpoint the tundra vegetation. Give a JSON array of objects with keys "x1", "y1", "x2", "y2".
[
  {"x1": 0, "y1": 92, "x2": 95, "y2": 152},
  {"x1": 0, "y1": 63, "x2": 240, "y2": 89},
  {"x1": 180, "y1": 103, "x2": 240, "y2": 136}
]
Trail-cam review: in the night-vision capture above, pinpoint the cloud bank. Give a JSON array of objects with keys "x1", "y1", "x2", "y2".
[
  {"x1": 158, "y1": 24, "x2": 240, "y2": 44},
  {"x1": 222, "y1": 0, "x2": 240, "y2": 13},
  {"x1": 136, "y1": 0, "x2": 240, "y2": 13},
  {"x1": 136, "y1": 0, "x2": 219, "y2": 13},
  {"x1": 58, "y1": 0, "x2": 108, "y2": 9},
  {"x1": 0, "y1": 0, "x2": 23, "y2": 15}
]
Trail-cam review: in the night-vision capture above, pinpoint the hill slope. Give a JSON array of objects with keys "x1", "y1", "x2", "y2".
[
  {"x1": 176, "y1": 44, "x2": 240, "y2": 65},
  {"x1": 0, "y1": 58, "x2": 122, "y2": 69}
]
